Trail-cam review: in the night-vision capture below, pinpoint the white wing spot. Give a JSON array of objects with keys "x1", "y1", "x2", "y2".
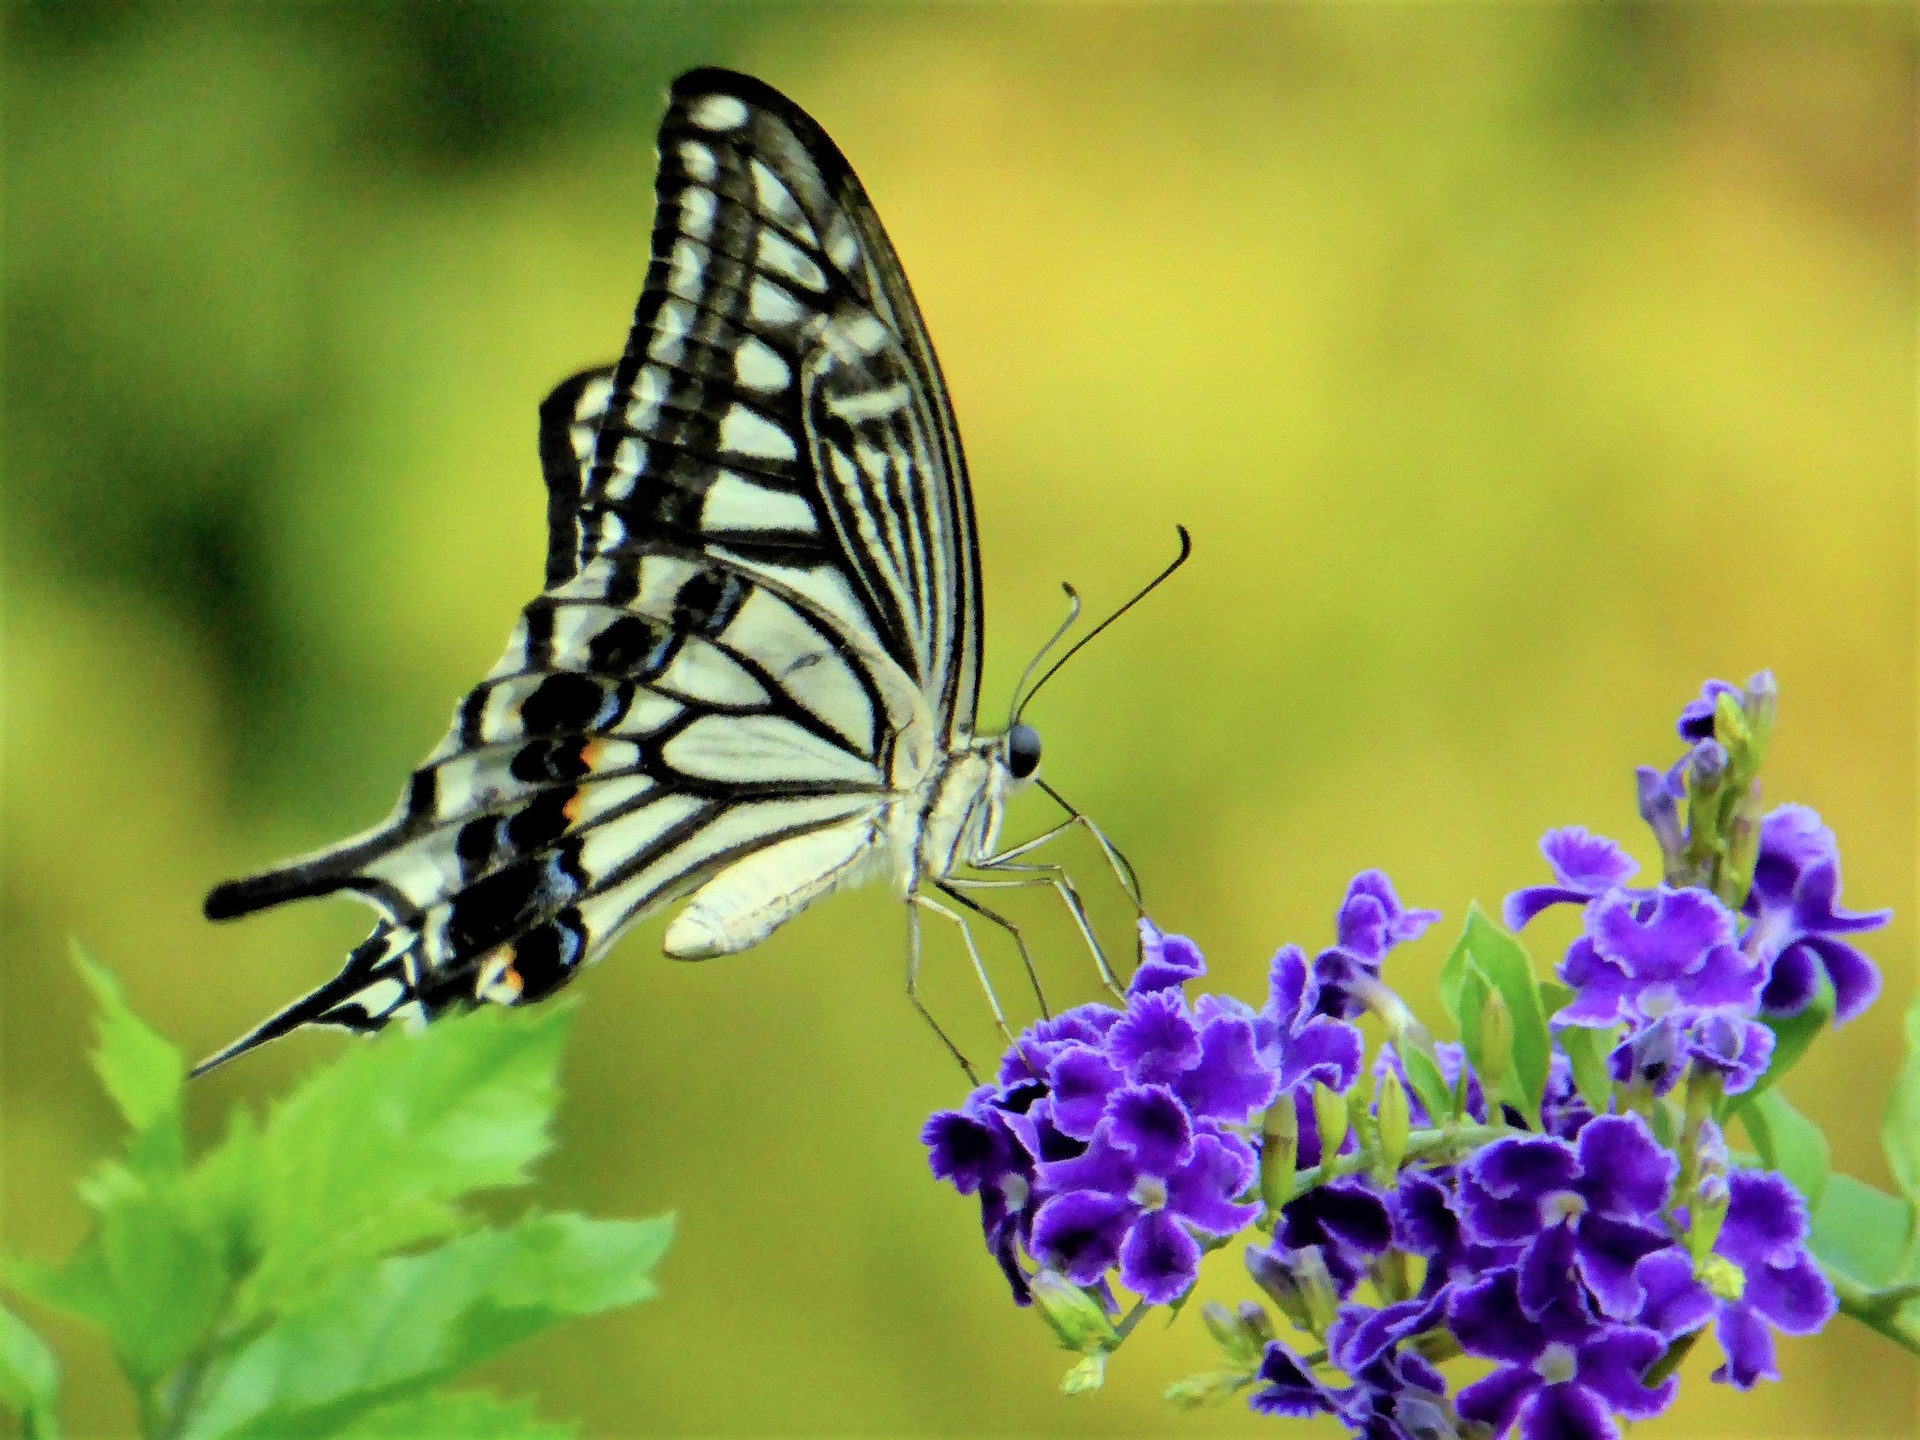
[
  {"x1": 680, "y1": 186, "x2": 716, "y2": 242},
  {"x1": 756, "y1": 230, "x2": 827, "y2": 293},
  {"x1": 669, "y1": 239, "x2": 707, "y2": 301},
  {"x1": 677, "y1": 140, "x2": 718, "y2": 182},
  {"x1": 825, "y1": 381, "x2": 913, "y2": 426},
  {"x1": 733, "y1": 336, "x2": 791, "y2": 394},
  {"x1": 719, "y1": 404, "x2": 798, "y2": 462},
  {"x1": 749, "y1": 159, "x2": 818, "y2": 244},
  {"x1": 691, "y1": 94, "x2": 750, "y2": 131},
  {"x1": 702, "y1": 471, "x2": 815, "y2": 534},
  {"x1": 749, "y1": 276, "x2": 805, "y2": 328}
]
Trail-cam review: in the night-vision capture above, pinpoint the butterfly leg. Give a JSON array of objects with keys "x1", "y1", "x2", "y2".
[
  {"x1": 934, "y1": 880, "x2": 1049, "y2": 1022},
  {"x1": 986, "y1": 807, "x2": 1144, "y2": 915},
  {"x1": 907, "y1": 898, "x2": 979, "y2": 1084},
  {"x1": 915, "y1": 891, "x2": 1015, "y2": 1046},
  {"x1": 955, "y1": 861, "x2": 1124, "y2": 1002}
]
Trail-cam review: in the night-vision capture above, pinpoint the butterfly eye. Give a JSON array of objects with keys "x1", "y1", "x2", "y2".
[{"x1": 1006, "y1": 724, "x2": 1042, "y2": 780}]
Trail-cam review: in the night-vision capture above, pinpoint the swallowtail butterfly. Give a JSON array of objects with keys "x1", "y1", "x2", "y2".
[{"x1": 200, "y1": 67, "x2": 1165, "y2": 1078}]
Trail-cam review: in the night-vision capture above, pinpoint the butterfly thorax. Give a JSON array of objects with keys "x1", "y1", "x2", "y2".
[{"x1": 890, "y1": 735, "x2": 1022, "y2": 896}]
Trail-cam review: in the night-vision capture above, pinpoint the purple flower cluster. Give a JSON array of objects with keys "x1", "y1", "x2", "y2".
[
  {"x1": 924, "y1": 922, "x2": 1275, "y2": 1305},
  {"x1": 923, "y1": 671, "x2": 1881, "y2": 1440}
]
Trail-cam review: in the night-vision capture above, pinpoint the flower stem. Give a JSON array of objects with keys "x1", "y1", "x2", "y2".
[{"x1": 1829, "y1": 1269, "x2": 1920, "y2": 1358}]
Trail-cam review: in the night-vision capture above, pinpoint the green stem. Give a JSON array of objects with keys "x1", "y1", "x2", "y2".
[
  {"x1": 1830, "y1": 1269, "x2": 1920, "y2": 1358},
  {"x1": 1290, "y1": 1123, "x2": 1515, "y2": 1193}
]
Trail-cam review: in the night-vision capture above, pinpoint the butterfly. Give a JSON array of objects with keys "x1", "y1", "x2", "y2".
[{"x1": 198, "y1": 67, "x2": 1177, "y2": 1079}]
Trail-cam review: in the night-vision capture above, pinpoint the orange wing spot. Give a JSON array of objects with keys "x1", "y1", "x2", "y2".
[
  {"x1": 563, "y1": 790, "x2": 585, "y2": 824},
  {"x1": 476, "y1": 947, "x2": 525, "y2": 1004},
  {"x1": 581, "y1": 738, "x2": 605, "y2": 771}
]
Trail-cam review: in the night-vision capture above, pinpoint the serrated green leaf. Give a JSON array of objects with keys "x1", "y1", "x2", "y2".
[
  {"x1": 321, "y1": 1390, "x2": 574, "y2": 1440},
  {"x1": 1722, "y1": 984, "x2": 1834, "y2": 1122},
  {"x1": 1809, "y1": 1173, "x2": 1916, "y2": 1291},
  {"x1": 1556, "y1": 1025, "x2": 1618, "y2": 1114},
  {"x1": 1882, "y1": 996, "x2": 1920, "y2": 1208},
  {"x1": 0, "y1": 1300, "x2": 61, "y2": 1439},
  {"x1": 1459, "y1": 906, "x2": 1551, "y2": 1126},
  {"x1": 236, "y1": 1003, "x2": 574, "y2": 1322},
  {"x1": 71, "y1": 944, "x2": 184, "y2": 1172},
  {"x1": 8, "y1": 1181, "x2": 230, "y2": 1392},
  {"x1": 184, "y1": 1211, "x2": 672, "y2": 1440},
  {"x1": 1741, "y1": 1089, "x2": 1830, "y2": 1210}
]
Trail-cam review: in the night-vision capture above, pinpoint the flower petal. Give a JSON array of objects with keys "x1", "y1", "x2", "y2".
[
  {"x1": 1518, "y1": 1382, "x2": 1621, "y2": 1440},
  {"x1": 1456, "y1": 1365, "x2": 1539, "y2": 1435},
  {"x1": 1543, "y1": 826, "x2": 1642, "y2": 892},
  {"x1": 1175, "y1": 1013, "x2": 1278, "y2": 1123},
  {"x1": 1711, "y1": 1301, "x2": 1780, "y2": 1390},
  {"x1": 1576, "y1": 1115, "x2": 1675, "y2": 1222},
  {"x1": 1804, "y1": 934, "x2": 1883, "y2": 1027},
  {"x1": 1046, "y1": 1044, "x2": 1122, "y2": 1141},
  {"x1": 1166, "y1": 1131, "x2": 1259, "y2": 1236},
  {"x1": 1118, "y1": 1209, "x2": 1202, "y2": 1304},
  {"x1": 1575, "y1": 1325, "x2": 1674, "y2": 1419},
  {"x1": 1105, "y1": 1084, "x2": 1194, "y2": 1174},
  {"x1": 1450, "y1": 1271, "x2": 1547, "y2": 1364},
  {"x1": 1743, "y1": 1252, "x2": 1836, "y2": 1337},
  {"x1": 1106, "y1": 990, "x2": 1202, "y2": 1084},
  {"x1": 1029, "y1": 1190, "x2": 1132, "y2": 1284},
  {"x1": 1635, "y1": 1249, "x2": 1714, "y2": 1340}
]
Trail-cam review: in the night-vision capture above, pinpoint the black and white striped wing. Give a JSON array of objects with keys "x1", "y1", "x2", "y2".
[{"x1": 197, "y1": 68, "x2": 980, "y2": 1070}]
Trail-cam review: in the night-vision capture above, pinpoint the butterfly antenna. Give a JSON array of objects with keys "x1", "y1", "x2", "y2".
[
  {"x1": 1013, "y1": 525, "x2": 1192, "y2": 724},
  {"x1": 1007, "y1": 585, "x2": 1084, "y2": 728}
]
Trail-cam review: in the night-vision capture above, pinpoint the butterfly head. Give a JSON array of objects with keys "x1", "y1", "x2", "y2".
[{"x1": 1004, "y1": 722, "x2": 1043, "y2": 782}]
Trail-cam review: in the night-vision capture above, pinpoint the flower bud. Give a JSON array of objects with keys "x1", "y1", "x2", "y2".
[
  {"x1": 1246, "y1": 1241, "x2": 1340, "y2": 1338},
  {"x1": 1636, "y1": 764, "x2": 1688, "y2": 878},
  {"x1": 1697, "y1": 1252, "x2": 1746, "y2": 1304},
  {"x1": 1744, "y1": 667, "x2": 1778, "y2": 743},
  {"x1": 1312, "y1": 1082, "x2": 1349, "y2": 1167},
  {"x1": 1712, "y1": 688, "x2": 1752, "y2": 754},
  {"x1": 1164, "y1": 1370, "x2": 1248, "y2": 1409},
  {"x1": 1061, "y1": 1353, "x2": 1107, "y2": 1395},
  {"x1": 1260, "y1": 1097, "x2": 1299, "y2": 1215},
  {"x1": 1029, "y1": 1269, "x2": 1118, "y2": 1356},
  {"x1": 1476, "y1": 986, "x2": 1515, "y2": 1101},
  {"x1": 1375, "y1": 1067, "x2": 1411, "y2": 1178},
  {"x1": 1200, "y1": 1300, "x2": 1270, "y2": 1365},
  {"x1": 1722, "y1": 782, "x2": 1764, "y2": 909}
]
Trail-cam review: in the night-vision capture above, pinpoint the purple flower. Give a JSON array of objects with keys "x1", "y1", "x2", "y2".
[
  {"x1": 1327, "y1": 1297, "x2": 1461, "y2": 1440},
  {"x1": 1743, "y1": 805, "x2": 1891, "y2": 1025},
  {"x1": 997, "y1": 1002, "x2": 1120, "y2": 1087},
  {"x1": 1029, "y1": 1085, "x2": 1258, "y2": 1303},
  {"x1": 1132, "y1": 918, "x2": 1208, "y2": 995},
  {"x1": 1606, "y1": 1011, "x2": 1773, "y2": 1098},
  {"x1": 1249, "y1": 1337, "x2": 1346, "y2": 1420},
  {"x1": 1311, "y1": 871, "x2": 1441, "y2": 1020},
  {"x1": 1450, "y1": 1270, "x2": 1678, "y2": 1440},
  {"x1": 1390, "y1": 1166, "x2": 1518, "y2": 1300},
  {"x1": 1540, "y1": 1052, "x2": 1597, "y2": 1140},
  {"x1": 1635, "y1": 1170, "x2": 1837, "y2": 1390},
  {"x1": 1504, "y1": 828, "x2": 1643, "y2": 931},
  {"x1": 1259, "y1": 945, "x2": 1365, "y2": 1094},
  {"x1": 1555, "y1": 888, "x2": 1764, "y2": 1030},
  {"x1": 1251, "y1": 1296, "x2": 1458, "y2": 1438},
  {"x1": 923, "y1": 1088, "x2": 1041, "y2": 1301},
  {"x1": 1460, "y1": 1116, "x2": 1676, "y2": 1321},
  {"x1": 1677, "y1": 678, "x2": 1744, "y2": 742},
  {"x1": 1269, "y1": 1179, "x2": 1394, "y2": 1298}
]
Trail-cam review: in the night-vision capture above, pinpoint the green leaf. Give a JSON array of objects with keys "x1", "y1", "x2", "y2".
[
  {"x1": 1809, "y1": 1173, "x2": 1917, "y2": 1291},
  {"x1": 1882, "y1": 996, "x2": 1920, "y2": 1209},
  {"x1": 236, "y1": 1003, "x2": 575, "y2": 1322},
  {"x1": 0, "y1": 1300, "x2": 62, "y2": 1440},
  {"x1": 1722, "y1": 983, "x2": 1834, "y2": 1122},
  {"x1": 8, "y1": 1183, "x2": 230, "y2": 1393},
  {"x1": 71, "y1": 944, "x2": 184, "y2": 1173},
  {"x1": 1394, "y1": 1032, "x2": 1454, "y2": 1131},
  {"x1": 1556, "y1": 1025, "x2": 1618, "y2": 1114},
  {"x1": 1437, "y1": 927, "x2": 1472, "y2": 1030},
  {"x1": 1536, "y1": 979, "x2": 1575, "y2": 1024},
  {"x1": 1457, "y1": 906, "x2": 1552, "y2": 1125},
  {"x1": 320, "y1": 1391, "x2": 574, "y2": 1440},
  {"x1": 1741, "y1": 1089, "x2": 1831, "y2": 1210},
  {"x1": 183, "y1": 1212, "x2": 673, "y2": 1440}
]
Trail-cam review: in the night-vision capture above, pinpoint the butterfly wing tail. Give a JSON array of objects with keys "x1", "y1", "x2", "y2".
[{"x1": 188, "y1": 923, "x2": 420, "y2": 1077}]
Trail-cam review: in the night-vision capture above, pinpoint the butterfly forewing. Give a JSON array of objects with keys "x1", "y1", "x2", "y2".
[{"x1": 196, "y1": 68, "x2": 988, "y2": 1071}]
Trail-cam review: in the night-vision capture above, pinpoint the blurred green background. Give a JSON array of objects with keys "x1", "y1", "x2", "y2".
[{"x1": 4, "y1": 2, "x2": 1913, "y2": 1435}]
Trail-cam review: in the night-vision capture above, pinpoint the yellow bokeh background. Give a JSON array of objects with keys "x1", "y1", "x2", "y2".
[{"x1": 3, "y1": 4, "x2": 1913, "y2": 1436}]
